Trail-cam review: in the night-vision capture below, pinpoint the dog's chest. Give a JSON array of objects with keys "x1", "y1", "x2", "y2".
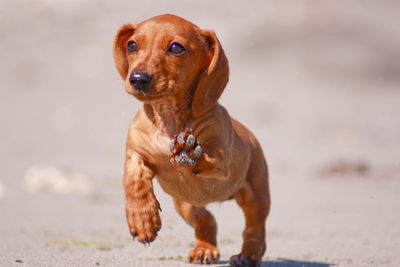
[
  {"x1": 147, "y1": 132, "x2": 225, "y2": 205},
  {"x1": 148, "y1": 132, "x2": 177, "y2": 172}
]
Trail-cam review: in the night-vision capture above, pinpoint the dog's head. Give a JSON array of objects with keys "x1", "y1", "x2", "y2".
[{"x1": 114, "y1": 14, "x2": 229, "y2": 118}]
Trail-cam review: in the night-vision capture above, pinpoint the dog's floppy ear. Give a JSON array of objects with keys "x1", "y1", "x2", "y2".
[
  {"x1": 113, "y1": 24, "x2": 136, "y2": 79},
  {"x1": 192, "y1": 30, "x2": 229, "y2": 118}
]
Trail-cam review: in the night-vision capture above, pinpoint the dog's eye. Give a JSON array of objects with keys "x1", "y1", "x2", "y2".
[
  {"x1": 168, "y1": 43, "x2": 185, "y2": 56},
  {"x1": 127, "y1": 41, "x2": 137, "y2": 53}
]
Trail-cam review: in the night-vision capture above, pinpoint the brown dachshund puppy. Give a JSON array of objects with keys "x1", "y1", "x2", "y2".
[{"x1": 114, "y1": 14, "x2": 270, "y2": 267}]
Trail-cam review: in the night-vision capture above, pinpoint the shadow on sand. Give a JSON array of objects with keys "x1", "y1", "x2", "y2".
[
  {"x1": 219, "y1": 259, "x2": 334, "y2": 267},
  {"x1": 261, "y1": 259, "x2": 334, "y2": 267}
]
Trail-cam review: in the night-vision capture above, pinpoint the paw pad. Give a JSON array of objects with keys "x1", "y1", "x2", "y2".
[{"x1": 169, "y1": 128, "x2": 202, "y2": 167}]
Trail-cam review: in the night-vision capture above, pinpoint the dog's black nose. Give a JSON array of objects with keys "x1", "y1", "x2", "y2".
[{"x1": 129, "y1": 71, "x2": 152, "y2": 91}]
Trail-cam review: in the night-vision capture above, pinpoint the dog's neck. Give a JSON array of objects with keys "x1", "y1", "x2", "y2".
[{"x1": 144, "y1": 97, "x2": 192, "y2": 135}]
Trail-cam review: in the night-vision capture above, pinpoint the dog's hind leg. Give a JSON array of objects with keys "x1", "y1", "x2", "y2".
[{"x1": 231, "y1": 145, "x2": 270, "y2": 267}]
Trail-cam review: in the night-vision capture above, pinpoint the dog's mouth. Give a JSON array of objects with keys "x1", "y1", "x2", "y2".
[
  {"x1": 126, "y1": 84, "x2": 171, "y2": 102},
  {"x1": 130, "y1": 90, "x2": 168, "y2": 102}
]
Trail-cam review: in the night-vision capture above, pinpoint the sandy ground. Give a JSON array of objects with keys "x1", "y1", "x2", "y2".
[{"x1": 1, "y1": 0, "x2": 400, "y2": 266}]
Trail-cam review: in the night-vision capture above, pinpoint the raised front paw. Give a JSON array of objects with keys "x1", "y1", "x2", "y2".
[
  {"x1": 169, "y1": 128, "x2": 203, "y2": 167},
  {"x1": 125, "y1": 189, "x2": 162, "y2": 245}
]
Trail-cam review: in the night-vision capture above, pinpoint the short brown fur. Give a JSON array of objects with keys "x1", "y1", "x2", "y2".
[{"x1": 114, "y1": 14, "x2": 270, "y2": 266}]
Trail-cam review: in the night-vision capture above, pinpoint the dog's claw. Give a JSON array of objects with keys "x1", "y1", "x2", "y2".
[
  {"x1": 141, "y1": 239, "x2": 153, "y2": 247},
  {"x1": 131, "y1": 232, "x2": 139, "y2": 241}
]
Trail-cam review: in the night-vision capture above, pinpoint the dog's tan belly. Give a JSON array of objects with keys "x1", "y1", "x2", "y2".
[{"x1": 155, "y1": 168, "x2": 235, "y2": 206}]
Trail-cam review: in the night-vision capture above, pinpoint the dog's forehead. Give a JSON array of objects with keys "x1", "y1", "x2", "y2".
[{"x1": 136, "y1": 15, "x2": 201, "y2": 39}]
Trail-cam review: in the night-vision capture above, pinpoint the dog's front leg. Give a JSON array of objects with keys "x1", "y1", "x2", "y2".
[
  {"x1": 173, "y1": 198, "x2": 219, "y2": 264},
  {"x1": 123, "y1": 152, "x2": 161, "y2": 245}
]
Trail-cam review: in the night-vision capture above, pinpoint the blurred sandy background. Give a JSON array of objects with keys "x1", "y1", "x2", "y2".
[{"x1": 1, "y1": 0, "x2": 400, "y2": 266}]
